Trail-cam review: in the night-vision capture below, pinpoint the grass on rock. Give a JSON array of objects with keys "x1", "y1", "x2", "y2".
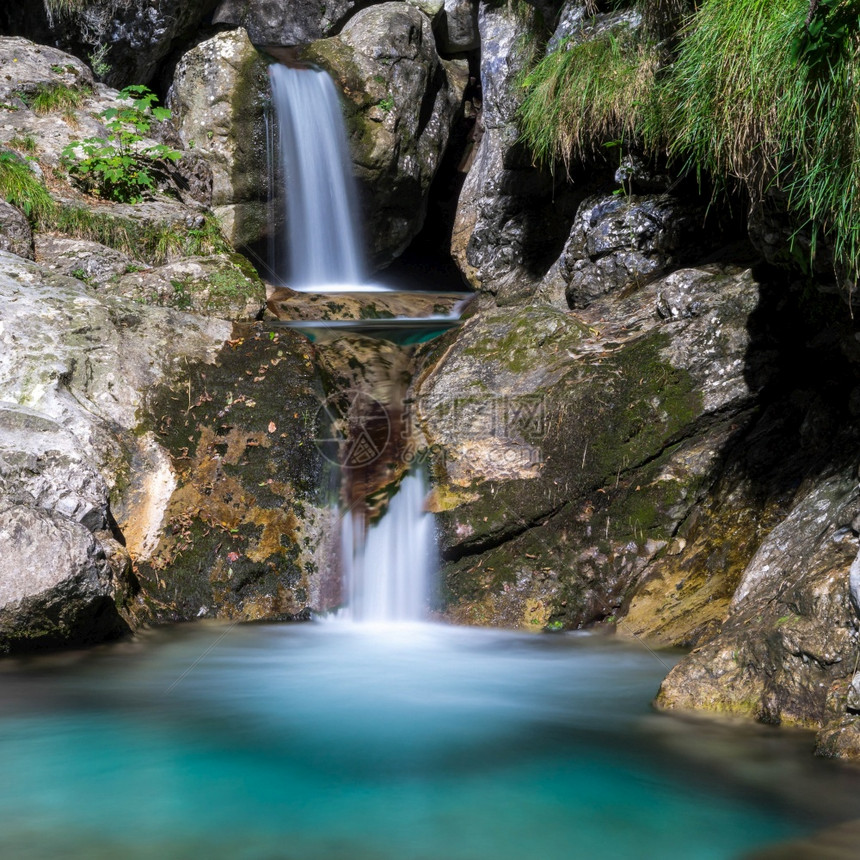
[{"x1": 517, "y1": 0, "x2": 860, "y2": 283}]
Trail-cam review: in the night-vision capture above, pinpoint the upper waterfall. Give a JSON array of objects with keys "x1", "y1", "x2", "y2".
[{"x1": 268, "y1": 64, "x2": 366, "y2": 291}]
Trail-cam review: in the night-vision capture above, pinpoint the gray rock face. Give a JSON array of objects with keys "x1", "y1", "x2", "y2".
[
  {"x1": 0, "y1": 248, "x2": 336, "y2": 643},
  {"x1": 35, "y1": 234, "x2": 139, "y2": 283},
  {"x1": 0, "y1": 405, "x2": 109, "y2": 531},
  {"x1": 303, "y1": 3, "x2": 466, "y2": 266},
  {"x1": 0, "y1": 0, "x2": 219, "y2": 88},
  {"x1": 544, "y1": 193, "x2": 703, "y2": 309},
  {"x1": 547, "y1": 3, "x2": 640, "y2": 52},
  {"x1": 0, "y1": 37, "x2": 93, "y2": 100},
  {"x1": 167, "y1": 29, "x2": 271, "y2": 249},
  {"x1": 451, "y1": 1, "x2": 582, "y2": 299},
  {"x1": 439, "y1": 0, "x2": 479, "y2": 52},
  {"x1": 105, "y1": 253, "x2": 266, "y2": 319},
  {"x1": 658, "y1": 469, "x2": 860, "y2": 729},
  {"x1": 848, "y1": 673, "x2": 860, "y2": 712},
  {"x1": 0, "y1": 504, "x2": 130, "y2": 653},
  {"x1": 213, "y1": 0, "x2": 356, "y2": 46},
  {"x1": 0, "y1": 200, "x2": 34, "y2": 260},
  {"x1": 851, "y1": 545, "x2": 860, "y2": 616},
  {"x1": 0, "y1": 250, "x2": 231, "y2": 647}
]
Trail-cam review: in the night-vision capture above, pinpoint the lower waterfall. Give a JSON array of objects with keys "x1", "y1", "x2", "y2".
[{"x1": 339, "y1": 471, "x2": 435, "y2": 623}]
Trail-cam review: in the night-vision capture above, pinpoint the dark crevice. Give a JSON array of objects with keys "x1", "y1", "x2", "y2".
[{"x1": 442, "y1": 497, "x2": 572, "y2": 562}]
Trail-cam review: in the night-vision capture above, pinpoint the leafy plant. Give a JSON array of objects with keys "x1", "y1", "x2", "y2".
[
  {"x1": 791, "y1": 0, "x2": 860, "y2": 72},
  {"x1": 88, "y1": 44, "x2": 111, "y2": 80},
  {"x1": 62, "y1": 85, "x2": 181, "y2": 203},
  {"x1": 0, "y1": 150, "x2": 54, "y2": 219}
]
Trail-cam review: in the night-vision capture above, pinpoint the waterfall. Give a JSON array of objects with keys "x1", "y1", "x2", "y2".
[
  {"x1": 341, "y1": 471, "x2": 436, "y2": 623},
  {"x1": 269, "y1": 65, "x2": 366, "y2": 291}
]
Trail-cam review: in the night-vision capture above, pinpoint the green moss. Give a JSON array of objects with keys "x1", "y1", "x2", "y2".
[
  {"x1": 461, "y1": 305, "x2": 587, "y2": 373},
  {"x1": 358, "y1": 302, "x2": 396, "y2": 320}
]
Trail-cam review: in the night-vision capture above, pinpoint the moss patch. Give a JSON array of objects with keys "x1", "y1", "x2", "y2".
[{"x1": 136, "y1": 325, "x2": 326, "y2": 622}]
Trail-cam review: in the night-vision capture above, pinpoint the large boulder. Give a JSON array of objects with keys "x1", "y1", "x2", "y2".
[
  {"x1": 0, "y1": 0, "x2": 219, "y2": 88},
  {"x1": 412, "y1": 264, "x2": 768, "y2": 628},
  {"x1": 212, "y1": 0, "x2": 356, "y2": 45},
  {"x1": 657, "y1": 468, "x2": 860, "y2": 731},
  {"x1": 167, "y1": 29, "x2": 271, "y2": 249},
  {"x1": 540, "y1": 193, "x2": 705, "y2": 309},
  {"x1": 0, "y1": 250, "x2": 334, "y2": 647},
  {"x1": 302, "y1": 3, "x2": 467, "y2": 267},
  {"x1": 0, "y1": 504, "x2": 131, "y2": 654}
]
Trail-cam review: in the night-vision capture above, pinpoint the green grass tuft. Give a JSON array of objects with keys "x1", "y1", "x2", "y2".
[
  {"x1": 517, "y1": 0, "x2": 860, "y2": 285},
  {"x1": 37, "y1": 205, "x2": 231, "y2": 265},
  {"x1": 22, "y1": 82, "x2": 87, "y2": 117},
  {"x1": 655, "y1": 0, "x2": 860, "y2": 282},
  {"x1": 0, "y1": 151, "x2": 55, "y2": 220},
  {"x1": 518, "y1": 24, "x2": 660, "y2": 173}
]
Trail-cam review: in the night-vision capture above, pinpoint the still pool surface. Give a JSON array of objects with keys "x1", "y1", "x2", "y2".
[{"x1": 0, "y1": 622, "x2": 858, "y2": 859}]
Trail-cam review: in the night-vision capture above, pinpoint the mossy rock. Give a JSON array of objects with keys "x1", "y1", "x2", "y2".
[{"x1": 135, "y1": 324, "x2": 334, "y2": 622}]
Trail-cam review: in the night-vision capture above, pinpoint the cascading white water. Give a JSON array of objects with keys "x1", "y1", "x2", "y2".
[
  {"x1": 341, "y1": 471, "x2": 435, "y2": 623},
  {"x1": 269, "y1": 65, "x2": 366, "y2": 290},
  {"x1": 270, "y1": 65, "x2": 437, "y2": 621}
]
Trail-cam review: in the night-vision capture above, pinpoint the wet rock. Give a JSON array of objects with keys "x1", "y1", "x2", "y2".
[
  {"x1": 0, "y1": 200, "x2": 34, "y2": 259},
  {"x1": 135, "y1": 325, "x2": 336, "y2": 622},
  {"x1": 849, "y1": 673, "x2": 860, "y2": 711},
  {"x1": 547, "y1": 3, "x2": 641, "y2": 52},
  {"x1": 438, "y1": 0, "x2": 479, "y2": 52},
  {"x1": 851, "y1": 543, "x2": 860, "y2": 616},
  {"x1": 543, "y1": 193, "x2": 703, "y2": 309},
  {"x1": 167, "y1": 29, "x2": 271, "y2": 248},
  {"x1": 303, "y1": 2, "x2": 467, "y2": 267},
  {"x1": 0, "y1": 1, "x2": 219, "y2": 88},
  {"x1": 213, "y1": 0, "x2": 356, "y2": 46},
  {"x1": 413, "y1": 264, "x2": 764, "y2": 628},
  {"x1": 266, "y1": 287, "x2": 467, "y2": 321},
  {"x1": 0, "y1": 504, "x2": 132, "y2": 654}
]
